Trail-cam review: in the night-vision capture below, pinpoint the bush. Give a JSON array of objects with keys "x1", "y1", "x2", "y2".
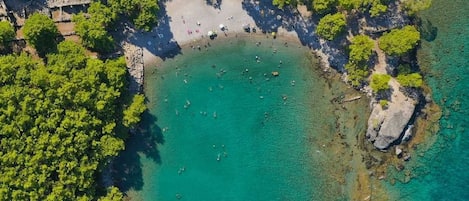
[
  {"x1": 349, "y1": 35, "x2": 374, "y2": 62},
  {"x1": 370, "y1": 74, "x2": 391, "y2": 93},
  {"x1": 345, "y1": 62, "x2": 369, "y2": 87},
  {"x1": 379, "y1": 99, "x2": 388, "y2": 108},
  {"x1": 313, "y1": 0, "x2": 337, "y2": 13},
  {"x1": 316, "y1": 13, "x2": 347, "y2": 41},
  {"x1": 378, "y1": 25, "x2": 420, "y2": 56},
  {"x1": 397, "y1": 73, "x2": 423, "y2": 88}
]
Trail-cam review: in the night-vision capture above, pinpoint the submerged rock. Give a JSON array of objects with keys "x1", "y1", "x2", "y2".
[{"x1": 366, "y1": 98, "x2": 416, "y2": 150}]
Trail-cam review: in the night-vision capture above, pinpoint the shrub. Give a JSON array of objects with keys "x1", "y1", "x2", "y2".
[
  {"x1": 397, "y1": 73, "x2": 423, "y2": 88},
  {"x1": 378, "y1": 25, "x2": 420, "y2": 56},
  {"x1": 370, "y1": 74, "x2": 391, "y2": 93},
  {"x1": 349, "y1": 35, "x2": 374, "y2": 62},
  {"x1": 316, "y1": 13, "x2": 347, "y2": 40}
]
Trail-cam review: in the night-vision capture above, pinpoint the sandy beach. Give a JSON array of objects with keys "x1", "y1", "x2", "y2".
[{"x1": 121, "y1": 0, "x2": 336, "y2": 69}]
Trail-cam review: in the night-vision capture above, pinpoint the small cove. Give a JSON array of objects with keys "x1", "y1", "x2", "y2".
[{"x1": 114, "y1": 36, "x2": 370, "y2": 201}]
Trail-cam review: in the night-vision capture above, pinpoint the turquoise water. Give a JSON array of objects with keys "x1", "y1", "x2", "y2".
[
  {"x1": 115, "y1": 36, "x2": 369, "y2": 200},
  {"x1": 385, "y1": 0, "x2": 469, "y2": 200}
]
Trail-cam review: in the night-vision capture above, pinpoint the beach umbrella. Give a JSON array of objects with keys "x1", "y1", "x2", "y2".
[
  {"x1": 208, "y1": 31, "x2": 214, "y2": 36},
  {"x1": 219, "y1": 24, "x2": 225, "y2": 29}
]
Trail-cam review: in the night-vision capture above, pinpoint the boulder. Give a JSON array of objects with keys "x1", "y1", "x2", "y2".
[
  {"x1": 366, "y1": 98, "x2": 416, "y2": 150},
  {"x1": 395, "y1": 146, "x2": 403, "y2": 157}
]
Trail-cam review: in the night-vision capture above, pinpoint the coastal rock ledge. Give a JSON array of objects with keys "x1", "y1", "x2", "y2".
[{"x1": 366, "y1": 97, "x2": 416, "y2": 150}]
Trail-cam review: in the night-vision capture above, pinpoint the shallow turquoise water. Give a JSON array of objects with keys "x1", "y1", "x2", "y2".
[
  {"x1": 385, "y1": 0, "x2": 469, "y2": 200},
  {"x1": 115, "y1": 36, "x2": 369, "y2": 201}
]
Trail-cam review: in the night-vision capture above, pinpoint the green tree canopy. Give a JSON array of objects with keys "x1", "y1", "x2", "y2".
[
  {"x1": 313, "y1": 0, "x2": 337, "y2": 13},
  {"x1": 23, "y1": 13, "x2": 59, "y2": 55},
  {"x1": 73, "y1": 2, "x2": 116, "y2": 53},
  {"x1": 316, "y1": 13, "x2": 346, "y2": 40},
  {"x1": 397, "y1": 72, "x2": 423, "y2": 88},
  {"x1": 349, "y1": 35, "x2": 374, "y2": 62},
  {"x1": 369, "y1": 0, "x2": 387, "y2": 17},
  {"x1": 123, "y1": 94, "x2": 147, "y2": 128},
  {"x1": 98, "y1": 187, "x2": 124, "y2": 201},
  {"x1": 108, "y1": 0, "x2": 159, "y2": 31},
  {"x1": 73, "y1": 13, "x2": 114, "y2": 53},
  {"x1": 378, "y1": 25, "x2": 420, "y2": 56},
  {"x1": 0, "y1": 21, "x2": 15, "y2": 51},
  {"x1": 0, "y1": 41, "x2": 143, "y2": 200},
  {"x1": 370, "y1": 74, "x2": 391, "y2": 93},
  {"x1": 345, "y1": 62, "x2": 369, "y2": 87}
]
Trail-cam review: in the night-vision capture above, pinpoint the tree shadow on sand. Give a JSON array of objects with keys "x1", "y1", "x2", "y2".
[
  {"x1": 206, "y1": 0, "x2": 222, "y2": 9},
  {"x1": 120, "y1": 0, "x2": 182, "y2": 60},
  {"x1": 112, "y1": 110, "x2": 165, "y2": 192},
  {"x1": 241, "y1": 0, "x2": 349, "y2": 71}
]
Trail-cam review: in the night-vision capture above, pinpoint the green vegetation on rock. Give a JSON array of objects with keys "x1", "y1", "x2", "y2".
[
  {"x1": 397, "y1": 72, "x2": 423, "y2": 88},
  {"x1": 378, "y1": 25, "x2": 420, "y2": 56},
  {"x1": 349, "y1": 35, "x2": 374, "y2": 63},
  {"x1": 272, "y1": 0, "x2": 293, "y2": 9},
  {"x1": 379, "y1": 99, "x2": 388, "y2": 108},
  {"x1": 0, "y1": 41, "x2": 145, "y2": 200},
  {"x1": 23, "y1": 13, "x2": 59, "y2": 55},
  {"x1": 0, "y1": 21, "x2": 15, "y2": 51},
  {"x1": 313, "y1": 0, "x2": 337, "y2": 13},
  {"x1": 370, "y1": 74, "x2": 391, "y2": 93},
  {"x1": 403, "y1": 0, "x2": 432, "y2": 15},
  {"x1": 316, "y1": 13, "x2": 346, "y2": 40}
]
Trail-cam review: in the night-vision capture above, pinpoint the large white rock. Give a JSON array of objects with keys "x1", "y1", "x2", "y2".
[{"x1": 366, "y1": 98, "x2": 416, "y2": 150}]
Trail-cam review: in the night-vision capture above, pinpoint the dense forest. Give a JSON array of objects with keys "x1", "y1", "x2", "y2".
[
  {"x1": 0, "y1": 40, "x2": 145, "y2": 200},
  {"x1": 0, "y1": 1, "x2": 149, "y2": 200}
]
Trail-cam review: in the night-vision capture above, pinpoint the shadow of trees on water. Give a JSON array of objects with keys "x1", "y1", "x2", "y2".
[{"x1": 112, "y1": 110, "x2": 165, "y2": 192}]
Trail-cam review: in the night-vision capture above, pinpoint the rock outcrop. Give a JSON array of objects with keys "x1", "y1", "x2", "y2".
[{"x1": 366, "y1": 96, "x2": 416, "y2": 150}]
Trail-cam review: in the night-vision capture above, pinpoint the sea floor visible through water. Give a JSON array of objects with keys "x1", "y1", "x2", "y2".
[
  {"x1": 383, "y1": 0, "x2": 469, "y2": 200},
  {"x1": 113, "y1": 35, "x2": 372, "y2": 201}
]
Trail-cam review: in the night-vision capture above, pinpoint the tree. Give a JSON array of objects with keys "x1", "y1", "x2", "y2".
[
  {"x1": 123, "y1": 94, "x2": 147, "y2": 128},
  {"x1": 72, "y1": 13, "x2": 114, "y2": 53},
  {"x1": 378, "y1": 25, "x2": 420, "y2": 56},
  {"x1": 0, "y1": 40, "x2": 137, "y2": 200},
  {"x1": 0, "y1": 21, "x2": 15, "y2": 51},
  {"x1": 313, "y1": 0, "x2": 337, "y2": 13},
  {"x1": 370, "y1": 74, "x2": 391, "y2": 93},
  {"x1": 369, "y1": 1, "x2": 387, "y2": 17},
  {"x1": 403, "y1": 0, "x2": 432, "y2": 15},
  {"x1": 397, "y1": 73, "x2": 423, "y2": 88},
  {"x1": 87, "y1": 2, "x2": 117, "y2": 27},
  {"x1": 345, "y1": 62, "x2": 369, "y2": 87},
  {"x1": 23, "y1": 13, "x2": 59, "y2": 55},
  {"x1": 349, "y1": 35, "x2": 374, "y2": 62},
  {"x1": 316, "y1": 13, "x2": 346, "y2": 40},
  {"x1": 98, "y1": 187, "x2": 123, "y2": 201},
  {"x1": 108, "y1": 0, "x2": 159, "y2": 31}
]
